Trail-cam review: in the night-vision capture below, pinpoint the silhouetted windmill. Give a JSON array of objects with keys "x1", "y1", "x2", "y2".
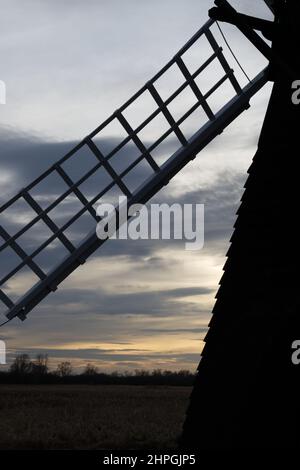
[
  {"x1": 0, "y1": 0, "x2": 296, "y2": 447},
  {"x1": 182, "y1": 0, "x2": 300, "y2": 450}
]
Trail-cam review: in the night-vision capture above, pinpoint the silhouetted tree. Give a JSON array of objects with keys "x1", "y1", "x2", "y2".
[
  {"x1": 10, "y1": 354, "x2": 33, "y2": 376},
  {"x1": 56, "y1": 361, "x2": 73, "y2": 377},
  {"x1": 83, "y1": 363, "x2": 98, "y2": 376},
  {"x1": 177, "y1": 369, "x2": 191, "y2": 377},
  {"x1": 134, "y1": 369, "x2": 150, "y2": 377},
  {"x1": 32, "y1": 354, "x2": 49, "y2": 376},
  {"x1": 1, "y1": 353, "x2": 195, "y2": 385},
  {"x1": 152, "y1": 369, "x2": 162, "y2": 376}
]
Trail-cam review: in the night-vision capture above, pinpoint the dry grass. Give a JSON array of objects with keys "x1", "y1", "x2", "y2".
[{"x1": 0, "y1": 385, "x2": 191, "y2": 450}]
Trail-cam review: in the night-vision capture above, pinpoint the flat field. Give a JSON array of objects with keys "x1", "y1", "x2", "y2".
[{"x1": 0, "y1": 385, "x2": 191, "y2": 450}]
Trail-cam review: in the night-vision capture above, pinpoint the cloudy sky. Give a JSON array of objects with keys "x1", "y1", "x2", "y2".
[{"x1": 0, "y1": 0, "x2": 273, "y2": 372}]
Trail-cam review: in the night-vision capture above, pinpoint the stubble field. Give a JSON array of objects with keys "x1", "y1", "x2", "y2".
[{"x1": 0, "y1": 385, "x2": 191, "y2": 450}]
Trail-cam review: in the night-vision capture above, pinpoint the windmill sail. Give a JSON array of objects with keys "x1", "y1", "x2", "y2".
[{"x1": 0, "y1": 19, "x2": 268, "y2": 322}]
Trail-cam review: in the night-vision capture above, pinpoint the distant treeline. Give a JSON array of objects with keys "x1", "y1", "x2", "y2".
[{"x1": 0, "y1": 354, "x2": 196, "y2": 386}]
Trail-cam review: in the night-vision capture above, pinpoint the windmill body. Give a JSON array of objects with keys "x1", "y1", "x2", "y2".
[{"x1": 182, "y1": 0, "x2": 300, "y2": 449}]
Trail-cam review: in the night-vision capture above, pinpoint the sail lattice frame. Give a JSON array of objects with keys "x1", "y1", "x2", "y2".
[{"x1": 0, "y1": 19, "x2": 268, "y2": 321}]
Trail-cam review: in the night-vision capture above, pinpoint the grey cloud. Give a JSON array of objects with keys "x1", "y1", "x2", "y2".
[
  {"x1": 0, "y1": 126, "x2": 244, "y2": 279},
  {"x1": 6, "y1": 346, "x2": 201, "y2": 368},
  {"x1": 0, "y1": 131, "x2": 242, "y2": 316},
  {"x1": 141, "y1": 327, "x2": 208, "y2": 335},
  {"x1": 37, "y1": 286, "x2": 213, "y2": 318}
]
